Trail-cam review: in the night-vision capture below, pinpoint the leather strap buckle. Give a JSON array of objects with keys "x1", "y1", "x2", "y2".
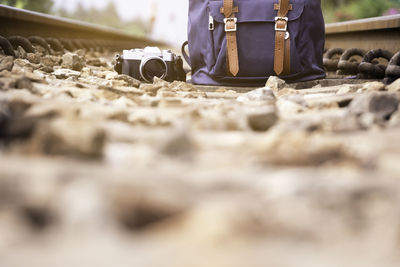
[
  {"x1": 274, "y1": 16, "x2": 288, "y2": 31},
  {"x1": 224, "y1": 17, "x2": 237, "y2": 32}
]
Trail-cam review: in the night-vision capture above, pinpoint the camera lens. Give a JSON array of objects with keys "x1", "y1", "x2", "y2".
[{"x1": 139, "y1": 56, "x2": 168, "y2": 82}]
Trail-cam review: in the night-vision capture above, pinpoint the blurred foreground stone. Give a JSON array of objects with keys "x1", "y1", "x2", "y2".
[{"x1": 1, "y1": 48, "x2": 400, "y2": 267}]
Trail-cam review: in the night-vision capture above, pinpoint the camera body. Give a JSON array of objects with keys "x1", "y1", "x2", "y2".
[{"x1": 114, "y1": 47, "x2": 186, "y2": 83}]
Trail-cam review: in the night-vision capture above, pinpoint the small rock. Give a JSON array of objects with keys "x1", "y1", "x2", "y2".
[
  {"x1": 13, "y1": 58, "x2": 37, "y2": 70},
  {"x1": 39, "y1": 65, "x2": 54, "y2": 73},
  {"x1": 32, "y1": 44, "x2": 48, "y2": 55},
  {"x1": 192, "y1": 107, "x2": 245, "y2": 131},
  {"x1": 0, "y1": 100, "x2": 9, "y2": 128},
  {"x1": 140, "y1": 84, "x2": 163, "y2": 96},
  {"x1": 274, "y1": 87, "x2": 299, "y2": 98},
  {"x1": 108, "y1": 80, "x2": 126, "y2": 88},
  {"x1": 237, "y1": 87, "x2": 275, "y2": 103},
  {"x1": 26, "y1": 53, "x2": 41, "y2": 64},
  {"x1": 114, "y1": 96, "x2": 137, "y2": 108},
  {"x1": 12, "y1": 77, "x2": 33, "y2": 90},
  {"x1": 158, "y1": 98, "x2": 183, "y2": 108},
  {"x1": 65, "y1": 76, "x2": 78, "y2": 82},
  {"x1": 182, "y1": 91, "x2": 207, "y2": 98},
  {"x1": 153, "y1": 77, "x2": 170, "y2": 88},
  {"x1": 26, "y1": 71, "x2": 46, "y2": 83},
  {"x1": 0, "y1": 99, "x2": 39, "y2": 140},
  {"x1": 31, "y1": 118, "x2": 106, "y2": 159},
  {"x1": 349, "y1": 93, "x2": 399, "y2": 121},
  {"x1": 0, "y1": 56, "x2": 14, "y2": 72},
  {"x1": 336, "y1": 84, "x2": 358, "y2": 95},
  {"x1": 74, "y1": 49, "x2": 86, "y2": 57},
  {"x1": 305, "y1": 97, "x2": 341, "y2": 110},
  {"x1": 97, "y1": 85, "x2": 143, "y2": 101},
  {"x1": 40, "y1": 55, "x2": 60, "y2": 67},
  {"x1": 75, "y1": 83, "x2": 87, "y2": 89},
  {"x1": 157, "y1": 88, "x2": 178, "y2": 98},
  {"x1": 80, "y1": 67, "x2": 93, "y2": 78},
  {"x1": 276, "y1": 98, "x2": 308, "y2": 117},
  {"x1": 105, "y1": 72, "x2": 118, "y2": 80},
  {"x1": 96, "y1": 87, "x2": 120, "y2": 100},
  {"x1": 108, "y1": 182, "x2": 186, "y2": 231},
  {"x1": 16, "y1": 46, "x2": 27, "y2": 59},
  {"x1": 62, "y1": 53, "x2": 85, "y2": 71},
  {"x1": 1, "y1": 69, "x2": 12, "y2": 78},
  {"x1": 323, "y1": 113, "x2": 361, "y2": 132},
  {"x1": 24, "y1": 102, "x2": 71, "y2": 118},
  {"x1": 266, "y1": 76, "x2": 289, "y2": 96},
  {"x1": 387, "y1": 78, "x2": 400, "y2": 92},
  {"x1": 114, "y1": 74, "x2": 141, "y2": 88},
  {"x1": 247, "y1": 107, "x2": 278, "y2": 131},
  {"x1": 53, "y1": 68, "x2": 81, "y2": 79},
  {"x1": 95, "y1": 70, "x2": 113, "y2": 79},
  {"x1": 257, "y1": 132, "x2": 352, "y2": 166},
  {"x1": 389, "y1": 111, "x2": 400, "y2": 128},
  {"x1": 161, "y1": 131, "x2": 193, "y2": 158},
  {"x1": 169, "y1": 81, "x2": 196, "y2": 92},
  {"x1": 357, "y1": 81, "x2": 385, "y2": 93},
  {"x1": 357, "y1": 113, "x2": 377, "y2": 129},
  {"x1": 86, "y1": 58, "x2": 107, "y2": 67}
]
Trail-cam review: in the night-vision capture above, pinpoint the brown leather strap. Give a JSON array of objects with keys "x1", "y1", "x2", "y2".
[
  {"x1": 274, "y1": 0, "x2": 291, "y2": 76},
  {"x1": 220, "y1": 6, "x2": 239, "y2": 14},
  {"x1": 283, "y1": 37, "x2": 291, "y2": 75},
  {"x1": 221, "y1": 0, "x2": 239, "y2": 76},
  {"x1": 274, "y1": 30, "x2": 285, "y2": 75},
  {"x1": 276, "y1": 0, "x2": 291, "y2": 17},
  {"x1": 274, "y1": 4, "x2": 292, "y2": 11}
]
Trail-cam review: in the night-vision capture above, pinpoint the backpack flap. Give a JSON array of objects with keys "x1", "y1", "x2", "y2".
[
  {"x1": 188, "y1": 0, "x2": 325, "y2": 86},
  {"x1": 208, "y1": 0, "x2": 305, "y2": 79}
]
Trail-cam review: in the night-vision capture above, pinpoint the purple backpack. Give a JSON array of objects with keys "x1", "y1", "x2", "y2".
[{"x1": 184, "y1": 0, "x2": 326, "y2": 86}]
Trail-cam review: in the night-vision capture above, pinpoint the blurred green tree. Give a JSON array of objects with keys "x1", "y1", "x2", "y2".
[
  {"x1": 0, "y1": 0, "x2": 17, "y2": 6},
  {"x1": 54, "y1": 1, "x2": 151, "y2": 37},
  {"x1": 0, "y1": 0, "x2": 53, "y2": 13},
  {"x1": 323, "y1": 0, "x2": 400, "y2": 22}
]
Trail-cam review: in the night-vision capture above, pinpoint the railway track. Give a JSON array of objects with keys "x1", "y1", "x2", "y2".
[
  {"x1": 0, "y1": 4, "x2": 164, "y2": 54},
  {"x1": 325, "y1": 14, "x2": 400, "y2": 83},
  {"x1": 1, "y1": 4, "x2": 400, "y2": 267},
  {"x1": 1, "y1": 5, "x2": 399, "y2": 86}
]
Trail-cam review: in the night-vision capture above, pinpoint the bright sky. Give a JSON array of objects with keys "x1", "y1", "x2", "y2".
[{"x1": 53, "y1": 0, "x2": 188, "y2": 46}]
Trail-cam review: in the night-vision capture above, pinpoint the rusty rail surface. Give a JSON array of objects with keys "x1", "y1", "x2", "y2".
[{"x1": 0, "y1": 4, "x2": 164, "y2": 50}]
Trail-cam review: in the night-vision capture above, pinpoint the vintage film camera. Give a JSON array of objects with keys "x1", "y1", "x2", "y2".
[{"x1": 114, "y1": 47, "x2": 186, "y2": 83}]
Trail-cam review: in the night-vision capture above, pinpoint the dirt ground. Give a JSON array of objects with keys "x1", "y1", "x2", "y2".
[{"x1": 1, "y1": 48, "x2": 400, "y2": 267}]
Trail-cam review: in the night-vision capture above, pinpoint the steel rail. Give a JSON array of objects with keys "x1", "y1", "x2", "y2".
[
  {"x1": 325, "y1": 15, "x2": 400, "y2": 53},
  {"x1": 0, "y1": 4, "x2": 164, "y2": 49}
]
